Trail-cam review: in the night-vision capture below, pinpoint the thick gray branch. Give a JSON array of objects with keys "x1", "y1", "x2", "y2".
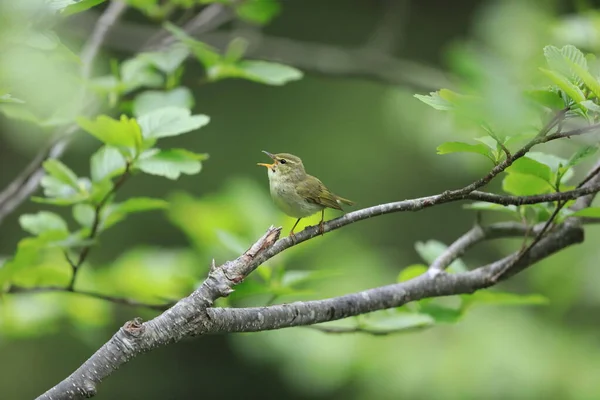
[
  {"x1": 206, "y1": 224, "x2": 583, "y2": 333},
  {"x1": 37, "y1": 228, "x2": 281, "y2": 400}
]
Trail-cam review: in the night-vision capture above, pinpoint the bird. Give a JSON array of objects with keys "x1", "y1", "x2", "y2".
[{"x1": 257, "y1": 150, "x2": 354, "y2": 237}]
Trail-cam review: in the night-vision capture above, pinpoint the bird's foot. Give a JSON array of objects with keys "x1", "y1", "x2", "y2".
[
  {"x1": 318, "y1": 221, "x2": 324, "y2": 236},
  {"x1": 288, "y1": 230, "x2": 297, "y2": 243}
]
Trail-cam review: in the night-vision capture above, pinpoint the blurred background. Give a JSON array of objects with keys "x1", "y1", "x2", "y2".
[{"x1": 2, "y1": 0, "x2": 600, "y2": 399}]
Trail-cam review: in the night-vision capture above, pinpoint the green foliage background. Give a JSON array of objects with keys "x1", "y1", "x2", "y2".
[{"x1": 2, "y1": 0, "x2": 600, "y2": 399}]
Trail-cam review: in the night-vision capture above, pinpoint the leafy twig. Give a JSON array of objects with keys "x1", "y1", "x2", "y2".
[
  {"x1": 67, "y1": 162, "x2": 132, "y2": 290},
  {"x1": 0, "y1": 1, "x2": 128, "y2": 227}
]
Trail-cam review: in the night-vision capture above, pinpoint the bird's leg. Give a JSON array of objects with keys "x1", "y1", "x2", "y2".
[
  {"x1": 289, "y1": 218, "x2": 301, "y2": 241},
  {"x1": 318, "y1": 209, "x2": 325, "y2": 236}
]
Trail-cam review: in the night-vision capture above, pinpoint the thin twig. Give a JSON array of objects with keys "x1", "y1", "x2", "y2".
[
  {"x1": 67, "y1": 162, "x2": 131, "y2": 290},
  {"x1": 8, "y1": 286, "x2": 170, "y2": 310}
]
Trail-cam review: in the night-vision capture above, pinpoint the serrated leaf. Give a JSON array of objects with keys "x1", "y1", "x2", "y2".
[
  {"x1": 414, "y1": 240, "x2": 467, "y2": 273},
  {"x1": 540, "y1": 68, "x2": 586, "y2": 103},
  {"x1": 90, "y1": 146, "x2": 127, "y2": 182},
  {"x1": 133, "y1": 87, "x2": 195, "y2": 117},
  {"x1": 72, "y1": 204, "x2": 95, "y2": 228},
  {"x1": 436, "y1": 142, "x2": 492, "y2": 159},
  {"x1": 135, "y1": 149, "x2": 207, "y2": 179},
  {"x1": 571, "y1": 207, "x2": 600, "y2": 218},
  {"x1": 77, "y1": 115, "x2": 143, "y2": 150},
  {"x1": 137, "y1": 106, "x2": 210, "y2": 139},
  {"x1": 544, "y1": 45, "x2": 587, "y2": 85},
  {"x1": 502, "y1": 173, "x2": 552, "y2": 196},
  {"x1": 567, "y1": 146, "x2": 598, "y2": 168},
  {"x1": 19, "y1": 212, "x2": 69, "y2": 236},
  {"x1": 397, "y1": 264, "x2": 427, "y2": 282},
  {"x1": 506, "y1": 157, "x2": 553, "y2": 183},
  {"x1": 414, "y1": 90, "x2": 456, "y2": 110},
  {"x1": 139, "y1": 46, "x2": 190, "y2": 75},
  {"x1": 43, "y1": 159, "x2": 79, "y2": 189}
]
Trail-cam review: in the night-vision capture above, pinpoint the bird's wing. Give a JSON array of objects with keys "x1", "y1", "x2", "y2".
[{"x1": 297, "y1": 175, "x2": 343, "y2": 210}]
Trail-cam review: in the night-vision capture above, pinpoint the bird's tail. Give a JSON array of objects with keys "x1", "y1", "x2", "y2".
[{"x1": 335, "y1": 195, "x2": 355, "y2": 207}]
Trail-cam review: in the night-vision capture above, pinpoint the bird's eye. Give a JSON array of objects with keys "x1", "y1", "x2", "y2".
[{"x1": 279, "y1": 159, "x2": 287, "y2": 164}]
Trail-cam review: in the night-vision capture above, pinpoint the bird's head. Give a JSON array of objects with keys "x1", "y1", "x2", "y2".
[{"x1": 257, "y1": 151, "x2": 306, "y2": 182}]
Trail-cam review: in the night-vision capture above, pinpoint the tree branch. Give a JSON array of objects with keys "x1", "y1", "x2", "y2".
[
  {"x1": 67, "y1": 14, "x2": 453, "y2": 90},
  {"x1": 206, "y1": 223, "x2": 583, "y2": 334},
  {"x1": 8, "y1": 286, "x2": 170, "y2": 310}
]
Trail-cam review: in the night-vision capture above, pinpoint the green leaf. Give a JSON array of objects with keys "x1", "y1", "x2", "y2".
[
  {"x1": 137, "y1": 106, "x2": 210, "y2": 139},
  {"x1": 139, "y1": 46, "x2": 190, "y2": 75},
  {"x1": 36, "y1": 175, "x2": 89, "y2": 205},
  {"x1": 474, "y1": 136, "x2": 499, "y2": 150},
  {"x1": 419, "y1": 303, "x2": 464, "y2": 324},
  {"x1": 232, "y1": 60, "x2": 303, "y2": 86},
  {"x1": 540, "y1": 68, "x2": 586, "y2": 103},
  {"x1": 163, "y1": 22, "x2": 221, "y2": 67},
  {"x1": 463, "y1": 202, "x2": 519, "y2": 215},
  {"x1": 115, "y1": 197, "x2": 169, "y2": 213},
  {"x1": 89, "y1": 179, "x2": 114, "y2": 206},
  {"x1": 77, "y1": 115, "x2": 143, "y2": 151},
  {"x1": 526, "y1": 152, "x2": 574, "y2": 183},
  {"x1": 506, "y1": 157, "x2": 553, "y2": 183},
  {"x1": 99, "y1": 197, "x2": 168, "y2": 231},
  {"x1": 502, "y1": 173, "x2": 551, "y2": 196},
  {"x1": 132, "y1": 87, "x2": 195, "y2": 117},
  {"x1": 43, "y1": 159, "x2": 79, "y2": 189},
  {"x1": 224, "y1": 38, "x2": 249, "y2": 63},
  {"x1": 566, "y1": 146, "x2": 598, "y2": 168},
  {"x1": 414, "y1": 89, "x2": 459, "y2": 111},
  {"x1": 436, "y1": 142, "x2": 492, "y2": 159},
  {"x1": 235, "y1": 0, "x2": 281, "y2": 24},
  {"x1": 568, "y1": 61, "x2": 600, "y2": 99},
  {"x1": 0, "y1": 93, "x2": 25, "y2": 104},
  {"x1": 135, "y1": 149, "x2": 207, "y2": 179},
  {"x1": 571, "y1": 207, "x2": 600, "y2": 218},
  {"x1": 279, "y1": 269, "x2": 334, "y2": 288},
  {"x1": 62, "y1": 0, "x2": 106, "y2": 16},
  {"x1": 19, "y1": 212, "x2": 69, "y2": 236},
  {"x1": 544, "y1": 45, "x2": 587, "y2": 84},
  {"x1": 90, "y1": 146, "x2": 127, "y2": 182},
  {"x1": 72, "y1": 204, "x2": 95, "y2": 228},
  {"x1": 414, "y1": 240, "x2": 467, "y2": 273},
  {"x1": 462, "y1": 290, "x2": 548, "y2": 308},
  {"x1": 397, "y1": 264, "x2": 427, "y2": 282},
  {"x1": 120, "y1": 57, "x2": 164, "y2": 93},
  {"x1": 525, "y1": 89, "x2": 565, "y2": 110},
  {"x1": 360, "y1": 312, "x2": 434, "y2": 333}
]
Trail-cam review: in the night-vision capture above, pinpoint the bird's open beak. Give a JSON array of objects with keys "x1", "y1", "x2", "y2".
[{"x1": 257, "y1": 150, "x2": 276, "y2": 169}]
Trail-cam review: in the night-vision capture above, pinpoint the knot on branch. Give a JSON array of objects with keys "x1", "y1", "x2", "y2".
[{"x1": 123, "y1": 317, "x2": 145, "y2": 337}]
